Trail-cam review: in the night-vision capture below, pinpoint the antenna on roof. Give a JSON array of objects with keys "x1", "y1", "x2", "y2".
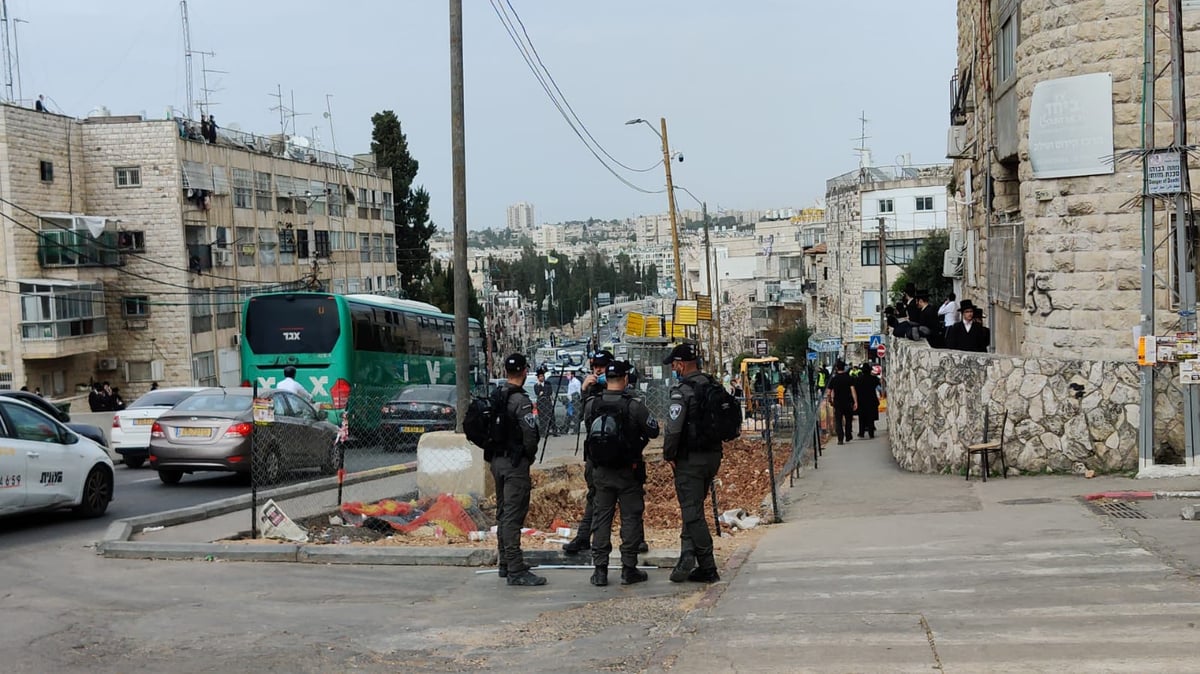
[{"x1": 853, "y1": 111, "x2": 872, "y2": 169}]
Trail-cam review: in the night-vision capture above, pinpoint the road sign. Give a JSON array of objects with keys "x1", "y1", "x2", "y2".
[
  {"x1": 868, "y1": 334, "x2": 883, "y2": 350},
  {"x1": 754, "y1": 339, "x2": 769, "y2": 356},
  {"x1": 876, "y1": 344, "x2": 886, "y2": 359}
]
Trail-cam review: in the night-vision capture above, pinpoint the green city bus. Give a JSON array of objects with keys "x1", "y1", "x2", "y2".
[{"x1": 240, "y1": 292, "x2": 483, "y2": 432}]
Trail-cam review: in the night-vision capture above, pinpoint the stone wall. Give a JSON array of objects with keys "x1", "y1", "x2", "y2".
[{"x1": 888, "y1": 336, "x2": 1184, "y2": 475}]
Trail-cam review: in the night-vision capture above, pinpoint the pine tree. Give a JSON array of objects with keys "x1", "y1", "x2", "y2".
[{"x1": 371, "y1": 110, "x2": 436, "y2": 297}]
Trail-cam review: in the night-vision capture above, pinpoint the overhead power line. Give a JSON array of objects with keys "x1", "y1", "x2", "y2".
[{"x1": 489, "y1": 0, "x2": 665, "y2": 195}]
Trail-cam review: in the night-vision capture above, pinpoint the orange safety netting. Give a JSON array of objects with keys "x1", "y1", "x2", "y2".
[{"x1": 342, "y1": 494, "x2": 480, "y2": 537}]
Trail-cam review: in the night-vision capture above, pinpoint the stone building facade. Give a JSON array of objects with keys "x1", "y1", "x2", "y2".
[
  {"x1": 950, "y1": 0, "x2": 1199, "y2": 360},
  {"x1": 0, "y1": 104, "x2": 398, "y2": 403}
]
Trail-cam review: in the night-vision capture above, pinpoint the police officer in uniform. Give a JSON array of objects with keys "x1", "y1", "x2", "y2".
[
  {"x1": 582, "y1": 360, "x2": 659, "y2": 586},
  {"x1": 492, "y1": 353, "x2": 546, "y2": 586},
  {"x1": 562, "y1": 350, "x2": 614, "y2": 554},
  {"x1": 662, "y1": 343, "x2": 723, "y2": 584}
]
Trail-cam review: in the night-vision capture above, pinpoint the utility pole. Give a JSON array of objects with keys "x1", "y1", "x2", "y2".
[
  {"x1": 659, "y1": 118, "x2": 684, "y2": 296},
  {"x1": 1168, "y1": 0, "x2": 1200, "y2": 462},
  {"x1": 180, "y1": 0, "x2": 194, "y2": 117},
  {"x1": 1139, "y1": 0, "x2": 1157, "y2": 469},
  {"x1": 449, "y1": 0, "x2": 470, "y2": 430},
  {"x1": 878, "y1": 216, "x2": 888, "y2": 334},
  {"x1": 702, "y1": 201, "x2": 715, "y2": 365}
]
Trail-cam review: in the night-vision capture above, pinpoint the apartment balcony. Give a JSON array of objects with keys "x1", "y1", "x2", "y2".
[
  {"x1": 18, "y1": 279, "x2": 109, "y2": 359},
  {"x1": 37, "y1": 231, "x2": 121, "y2": 268}
]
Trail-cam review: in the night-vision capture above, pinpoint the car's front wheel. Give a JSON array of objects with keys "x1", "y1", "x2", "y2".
[
  {"x1": 158, "y1": 469, "x2": 183, "y2": 485},
  {"x1": 73, "y1": 466, "x2": 112, "y2": 518}
]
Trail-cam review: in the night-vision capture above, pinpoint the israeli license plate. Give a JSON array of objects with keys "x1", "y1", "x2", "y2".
[
  {"x1": 401, "y1": 426, "x2": 424, "y2": 434},
  {"x1": 133, "y1": 418, "x2": 154, "y2": 426},
  {"x1": 177, "y1": 427, "x2": 212, "y2": 438}
]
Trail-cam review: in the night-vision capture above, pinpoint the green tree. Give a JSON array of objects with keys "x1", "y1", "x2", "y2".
[
  {"x1": 424, "y1": 259, "x2": 483, "y2": 322},
  {"x1": 371, "y1": 110, "x2": 436, "y2": 297},
  {"x1": 771, "y1": 323, "x2": 812, "y2": 363},
  {"x1": 890, "y1": 231, "x2": 952, "y2": 304}
]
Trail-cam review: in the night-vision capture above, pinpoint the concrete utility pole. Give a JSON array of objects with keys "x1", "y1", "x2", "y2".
[
  {"x1": 450, "y1": 0, "x2": 470, "y2": 431},
  {"x1": 659, "y1": 118, "x2": 684, "y2": 297},
  {"x1": 1168, "y1": 0, "x2": 1200, "y2": 462},
  {"x1": 1138, "y1": 0, "x2": 1157, "y2": 468},
  {"x1": 702, "y1": 201, "x2": 714, "y2": 363}
]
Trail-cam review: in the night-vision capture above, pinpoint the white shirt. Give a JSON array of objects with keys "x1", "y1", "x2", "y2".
[
  {"x1": 938, "y1": 301, "x2": 960, "y2": 327},
  {"x1": 277, "y1": 376, "x2": 312, "y2": 402},
  {"x1": 567, "y1": 377, "x2": 582, "y2": 398}
]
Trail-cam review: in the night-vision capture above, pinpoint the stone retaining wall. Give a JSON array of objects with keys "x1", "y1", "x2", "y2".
[{"x1": 887, "y1": 337, "x2": 1184, "y2": 475}]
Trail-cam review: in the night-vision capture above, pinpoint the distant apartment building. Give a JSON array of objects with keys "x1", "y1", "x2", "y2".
[
  {"x1": 819, "y1": 163, "x2": 955, "y2": 353},
  {"x1": 506, "y1": 201, "x2": 535, "y2": 233},
  {"x1": 0, "y1": 104, "x2": 398, "y2": 401}
]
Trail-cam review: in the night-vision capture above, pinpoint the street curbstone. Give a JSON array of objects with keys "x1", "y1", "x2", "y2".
[
  {"x1": 101, "y1": 541, "x2": 301, "y2": 562},
  {"x1": 1083, "y1": 491, "x2": 1157, "y2": 501},
  {"x1": 297, "y1": 545, "x2": 495, "y2": 566}
]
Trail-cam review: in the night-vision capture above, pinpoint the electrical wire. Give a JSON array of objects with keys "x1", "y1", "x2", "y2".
[
  {"x1": 488, "y1": 0, "x2": 665, "y2": 195},
  {"x1": 501, "y1": 0, "x2": 662, "y2": 174}
]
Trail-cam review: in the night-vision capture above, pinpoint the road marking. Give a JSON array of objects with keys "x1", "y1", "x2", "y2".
[{"x1": 131, "y1": 476, "x2": 161, "y2": 483}]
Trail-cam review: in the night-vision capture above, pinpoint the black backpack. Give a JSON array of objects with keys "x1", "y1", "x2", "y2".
[
  {"x1": 585, "y1": 396, "x2": 636, "y2": 468},
  {"x1": 690, "y1": 377, "x2": 743, "y2": 443},
  {"x1": 464, "y1": 387, "x2": 515, "y2": 462}
]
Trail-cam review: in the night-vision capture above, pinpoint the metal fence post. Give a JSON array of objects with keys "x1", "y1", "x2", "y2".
[
  {"x1": 763, "y1": 394, "x2": 781, "y2": 523},
  {"x1": 250, "y1": 381, "x2": 258, "y2": 539}
]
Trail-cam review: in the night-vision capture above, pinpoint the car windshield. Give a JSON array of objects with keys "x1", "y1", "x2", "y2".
[
  {"x1": 395, "y1": 387, "x2": 456, "y2": 404},
  {"x1": 129, "y1": 390, "x2": 200, "y2": 409},
  {"x1": 171, "y1": 393, "x2": 252, "y2": 414}
]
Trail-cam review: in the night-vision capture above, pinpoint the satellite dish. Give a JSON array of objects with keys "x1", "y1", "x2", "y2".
[{"x1": 291, "y1": 136, "x2": 311, "y2": 148}]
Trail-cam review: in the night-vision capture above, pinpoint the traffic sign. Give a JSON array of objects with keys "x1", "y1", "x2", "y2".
[
  {"x1": 876, "y1": 344, "x2": 886, "y2": 359},
  {"x1": 868, "y1": 334, "x2": 883, "y2": 350}
]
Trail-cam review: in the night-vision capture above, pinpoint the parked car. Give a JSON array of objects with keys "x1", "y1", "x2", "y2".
[
  {"x1": 149, "y1": 388, "x2": 339, "y2": 486},
  {"x1": 379, "y1": 384, "x2": 458, "y2": 449},
  {"x1": 111, "y1": 387, "x2": 208, "y2": 469},
  {"x1": 0, "y1": 390, "x2": 109, "y2": 449},
  {"x1": 0, "y1": 397, "x2": 114, "y2": 518}
]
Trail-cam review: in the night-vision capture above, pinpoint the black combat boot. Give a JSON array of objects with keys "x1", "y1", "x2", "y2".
[
  {"x1": 669, "y1": 552, "x2": 696, "y2": 583},
  {"x1": 621, "y1": 566, "x2": 648, "y2": 585},
  {"x1": 687, "y1": 567, "x2": 721, "y2": 584},
  {"x1": 507, "y1": 570, "x2": 548, "y2": 586},
  {"x1": 637, "y1": 540, "x2": 649, "y2": 553},
  {"x1": 590, "y1": 566, "x2": 608, "y2": 586},
  {"x1": 562, "y1": 536, "x2": 591, "y2": 554}
]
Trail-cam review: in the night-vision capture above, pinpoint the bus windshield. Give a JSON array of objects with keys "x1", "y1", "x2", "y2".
[{"x1": 245, "y1": 295, "x2": 340, "y2": 354}]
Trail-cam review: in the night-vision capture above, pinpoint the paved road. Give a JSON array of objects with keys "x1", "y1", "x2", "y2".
[{"x1": 0, "y1": 447, "x2": 413, "y2": 552}]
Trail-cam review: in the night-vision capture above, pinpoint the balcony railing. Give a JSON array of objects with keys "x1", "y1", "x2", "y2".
[{"x1": 37, "y1": 231, "x2": 121, "y2": 267}]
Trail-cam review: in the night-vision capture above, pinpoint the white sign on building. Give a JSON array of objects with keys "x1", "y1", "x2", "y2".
[
  {"x1": 1147, "y1": 151, "x2": 1183, "y2": 195},
  {"x1": 1028, "y1": 72, "x2": 1114, "y2": 179}
]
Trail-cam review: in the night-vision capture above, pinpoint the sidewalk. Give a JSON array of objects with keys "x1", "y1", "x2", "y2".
[{"x1": 658, "y1": 415, "x2": 1200, "y2": 673}]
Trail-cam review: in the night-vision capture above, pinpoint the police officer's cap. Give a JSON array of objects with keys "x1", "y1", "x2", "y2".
[
  {"x1": 605, "y1": 360, "x2": 633, "y2": 377},
  {"x1": 661, "y1": 343, "x2": 698, "y2": 365},
  {"x1": 590, "y1": 350, "x2": 615, "y2": 367},
  {"x1": 504, "y1": 353, "x2": 528, "y2": 373}
]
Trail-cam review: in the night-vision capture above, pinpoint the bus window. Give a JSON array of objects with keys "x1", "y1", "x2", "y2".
[{"x1": 245, "y1": 295, "x2": 340, "y2": 354}]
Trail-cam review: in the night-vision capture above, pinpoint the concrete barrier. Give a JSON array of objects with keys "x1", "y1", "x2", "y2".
[{"x1": 416, "y1": 431, "x2": 493, "y2": 500}]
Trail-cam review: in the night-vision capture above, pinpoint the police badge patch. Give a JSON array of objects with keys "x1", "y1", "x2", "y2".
[
  {"x1": 668, "y1": 403, "x2": 683, "y2": 421},
  {"x1": 524, "y1": 413, "x2": 538, "y2": 429}
]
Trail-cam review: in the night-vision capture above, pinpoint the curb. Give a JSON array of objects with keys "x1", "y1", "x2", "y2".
[
  {"x1": 1082, "y1": 490, "x2": 1200, "y2": 501},
  {"x1": 97, "y1": 462, "x2": 416, "y2": 557}
]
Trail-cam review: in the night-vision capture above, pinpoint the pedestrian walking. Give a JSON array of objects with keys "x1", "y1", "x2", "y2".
[
  {"x1": 583, "y1": 360, "x2": 659, "y2": 586},
  {"x1": 854, "y1": 363, "x2": 880, "y2": 439},
  {"x1": 663, "y1": 343, "x2": 723, "y2": 584},
  {"x1": 825, "y1": 362, "x2": 858, "y2": 445},
  {"x1": 563, "y1": 350, "x2": 614, "y2": 555},
  {"x1": 490, "y1": 353, "x2": 546, "y2": 586}
]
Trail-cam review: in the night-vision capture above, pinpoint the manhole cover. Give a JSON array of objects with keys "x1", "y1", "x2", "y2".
[
  {"x1": 999, "y1": 498, "x2": 1056, "y2": 506},
  {"x1": 1092, "y1": 501, "x2": 1149, "y2": 519}
]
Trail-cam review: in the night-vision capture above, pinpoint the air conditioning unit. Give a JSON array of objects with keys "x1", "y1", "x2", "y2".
[
  {"x1": 97, "y1": 357, "x2": 119, "y2": 371},
  {"x1": 231, "y1": 334, "x2": 242, "y2": 348},
  {"x1": 946, "y1": 126, "x2": 972, "y2": 159},
  {"x1": 213, "y1": 249, "x2": 233, "y2": 267},
  {"x1": 942, "y1": 249, "x2": 964, "y2": 279},
  {"x1": 948, "y1": 228, "x2": 966, "y2": 254}
]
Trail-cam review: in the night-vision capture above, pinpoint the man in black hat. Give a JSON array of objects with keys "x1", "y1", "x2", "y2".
[
  {"x1": 915, "y1": 292, "x2": 944, "y2": 348},
  {"x1": 825, "y1": 360, "x2": 858, "y2": 445},
  {"x1": 491, "y1": 353, "x2": 546, "y2": 586},
  {"x1": 662, "y1": 343, "x2": 723, "y2": 584},
  {"x1": 946, "y1": 300, "x2": 989, "y2": 352},
  {"x1": 582, "y1": 360, "x2": 659, "y2": 586},
  {"x1": 562, "y1": 349, "x2": 615, "y2": 555}
]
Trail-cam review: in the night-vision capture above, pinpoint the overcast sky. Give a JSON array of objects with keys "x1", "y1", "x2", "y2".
[{"x1": 12, "y1": 1, "x2": 956, "y2": 230}]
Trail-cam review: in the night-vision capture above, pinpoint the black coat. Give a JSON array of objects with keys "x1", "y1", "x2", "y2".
[
  {"x1": 854, "y1": 373, "x2": 880, "y2": 423},
  {"x1": 946, "y1": 321, "x2": 989, "y2": 352},
  {"x1": 919, "y1": 304, "x2": 944, "y2": 348}
]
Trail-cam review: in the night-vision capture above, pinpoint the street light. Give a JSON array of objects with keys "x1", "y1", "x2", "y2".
[{"x1": 626, "y1": 116, "x2": 684, "y2": 298}]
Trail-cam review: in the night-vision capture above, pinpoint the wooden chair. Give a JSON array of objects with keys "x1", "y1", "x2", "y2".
[{"x1": 966, "y1": 409, "x2": 1008, "y2": 482}]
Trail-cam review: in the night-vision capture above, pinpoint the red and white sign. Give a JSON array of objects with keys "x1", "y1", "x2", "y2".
[{"x1": 876, "y1": 344, "x2": 886, "y2": 359}]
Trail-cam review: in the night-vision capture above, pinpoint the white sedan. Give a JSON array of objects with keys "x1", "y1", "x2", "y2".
[
  {"x1": 111, "y1": 387, "x2": 207, "y2": 468},
  {"x1": 0, "y1": 397, "x2": 114, "y2": 518}
]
